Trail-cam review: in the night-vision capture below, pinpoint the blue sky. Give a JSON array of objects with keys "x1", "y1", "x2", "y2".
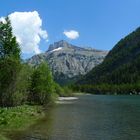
[{"x1": 0, "y1": 0, "x2": 140, "y2": 58}]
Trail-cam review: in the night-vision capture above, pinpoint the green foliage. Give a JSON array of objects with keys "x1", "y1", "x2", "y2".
[
  {"x1": 54, "y1": 83, "x2": 64, "y2": 96},
  {"x1": 73, "y1": 83, "x2": 140, "y2": 95},
  {"x1": 0, "y1": 17, "x2": 74, "y2": 140},
  {"x1": 0, "y1": 105, "x2": 43, "y2": 129},
  {"x1": 12, "y1": 64, "x2": 33, "y2": 106},
  {"x1": 0, "y1": 17, "x2": 73, "y2": 108},
  {"x1": 0, "y1": 17, "x2": 22, "y2": 107},
  {"x1": 0, "y1": 105, "x2": 44, "y2": 140},
  {"x1": 76, "y1": 27, "x2": 140, "y2": 94},
  {"x1": 29, "y1": 62, "x2": 55, "y2": 105},
  {"x1": 62, "y1": 86, "x2": 74, "y2": 96},
  {"x1": 0, "y1": 56, "x2": 21, "y2": 107},
  {"x1": 0, "y1": 17, "x2": 20, "y2": 59}
]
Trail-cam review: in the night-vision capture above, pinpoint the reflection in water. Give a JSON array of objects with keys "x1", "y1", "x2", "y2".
[{"x1": 9, "y1": 95, "x2": 140, "y2": 140}]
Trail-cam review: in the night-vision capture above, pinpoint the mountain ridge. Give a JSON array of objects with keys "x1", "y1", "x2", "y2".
[
  {"x1": 27, "y1": 40, "x2": 108, "y2": 85},
  {"x1": 78, "y1": 27, "x2": 140, "y2": 86}
]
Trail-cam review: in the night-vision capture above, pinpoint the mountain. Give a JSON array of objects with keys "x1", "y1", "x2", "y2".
[
  {"x1": 27, "y1": 40, "x2": 108, "y2": 85},
  {"x1": 78, "y1": 27, "x2": 140, "y2": 86}
]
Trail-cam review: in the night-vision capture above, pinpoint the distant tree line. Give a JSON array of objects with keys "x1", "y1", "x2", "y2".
[
  {"x1": 71, "y1": 84, "x2": 140, "y2": 95},
  {"x1": 0, "y1": 17, "x2": 72, "y2": 107}
]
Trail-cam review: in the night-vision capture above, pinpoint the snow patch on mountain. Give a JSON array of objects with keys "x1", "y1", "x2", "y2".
[{"x1": 50, "y1": 47, "x2": 63, "y2": 53}]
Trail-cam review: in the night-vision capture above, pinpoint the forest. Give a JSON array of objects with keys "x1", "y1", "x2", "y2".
[{"x1": 75, "y1": 27, "x2": 140, "y2": 94}]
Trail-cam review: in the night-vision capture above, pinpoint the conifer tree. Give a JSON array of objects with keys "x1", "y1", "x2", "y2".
[
  {"x1": 0, "y1": 17, "x2": 21, "y2": 106},
  {"x1": 0, "y1": 17, "x2": 20, "y2": 59}
]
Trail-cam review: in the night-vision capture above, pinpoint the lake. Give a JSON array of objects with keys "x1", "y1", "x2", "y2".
[{"x1": 12, "y1": 95, "x2": 140, "y2": 140}]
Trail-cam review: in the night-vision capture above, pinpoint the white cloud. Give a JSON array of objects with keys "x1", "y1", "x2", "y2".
[
  {"x1": 3, "y1": 11, "x2": 49, "y2": 54},
  {"x1": 0, "y1": 17, "x2": 6, "y2": 24},
  {"x1": 63, "y1": 30, "x2": 79, "y2": 39}
]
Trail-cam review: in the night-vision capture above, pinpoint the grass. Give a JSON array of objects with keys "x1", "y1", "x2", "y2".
[{"x1": 0, "y1": 105, "x2": 45, "y2": 140}]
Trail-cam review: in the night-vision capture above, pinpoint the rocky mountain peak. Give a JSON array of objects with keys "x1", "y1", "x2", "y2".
[
  {"x1": 48, "y1": 40, "x2": 71, "y2": 52},
  {"x1": 27, "y1": 40, "x2": 108, "y2": 85}
]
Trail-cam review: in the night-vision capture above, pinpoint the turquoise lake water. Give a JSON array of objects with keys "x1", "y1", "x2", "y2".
[{"x1": 12, "y1": 95, "x2": 140, "y2": 140}]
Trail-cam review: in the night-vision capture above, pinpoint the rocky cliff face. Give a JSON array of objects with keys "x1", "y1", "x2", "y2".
[{"x1": 27, "y1": 40, "x2": 108, "y2": 85}]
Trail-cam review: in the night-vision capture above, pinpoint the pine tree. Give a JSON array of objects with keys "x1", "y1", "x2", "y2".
[
  {"x1": 0, "y1": 17, "x2": 20, "y2": 59},
  {"x1": 0, "y1": 17, "x2": 21, "y2": 107}
]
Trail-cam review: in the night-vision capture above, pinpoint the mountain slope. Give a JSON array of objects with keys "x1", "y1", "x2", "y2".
[
  {"x1": 27, "y1": 40, "x2": 108, "y2": 85},
  {"x1": 79, "y1": 27, "x2": 140, "y2": 85}
]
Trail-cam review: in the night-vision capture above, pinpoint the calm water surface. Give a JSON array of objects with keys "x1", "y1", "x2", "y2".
[{"x1": 11, "y1": 95, "x2": 140, "y2": 140}]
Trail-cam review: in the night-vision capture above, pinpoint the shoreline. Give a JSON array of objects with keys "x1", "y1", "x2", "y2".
[{"x1": 0, "y1": 105, "x2": 45, "y2": 140}]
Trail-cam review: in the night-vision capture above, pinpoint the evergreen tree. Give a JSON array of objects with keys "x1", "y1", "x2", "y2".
[
  {"x1": 0, "y1": 17, "x2": 20, "y2": 59},
  {"x1": 29, "y1": 62, "x2": 55, "y2": 105},
  {"x1": 0, "y1": 17, "x2": 21, "y2": 107}
]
